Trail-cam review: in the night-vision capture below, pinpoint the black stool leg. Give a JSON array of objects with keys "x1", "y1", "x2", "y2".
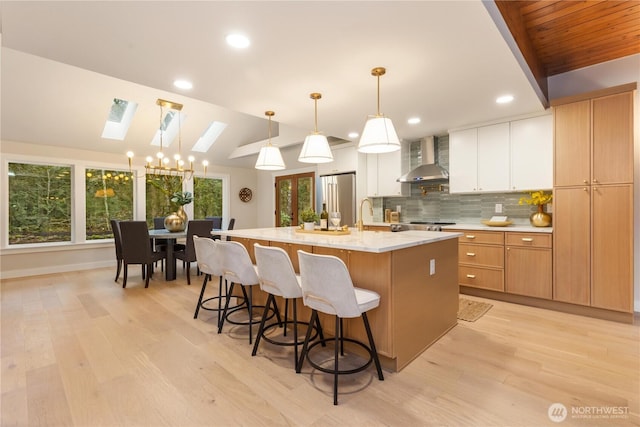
[
  {"x1": 251, "y1": 293, "x2": 274, "y2": 356},
  {"x1": 296, "y1": 310, "x2": 318, "y2": 373},
  {"x1": 293, "y1": 301, "x2": 298, "y2": 365},
  {"x1": 362, "y1": 312, "x2": 384, "y2": 381},
  {"x1": 194, "y1": 274, "x2": 209, "y2": 319},
  {"x1": 218, "y1": 282, "x2": 236, "y2": 334},
  {"x1": 334, "y1": 315, "x2": 340, "y2": 405}
]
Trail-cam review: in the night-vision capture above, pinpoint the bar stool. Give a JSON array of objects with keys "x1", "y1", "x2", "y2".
[
  {"x1": 251, "y1": 243, "x2": 324, "y2": 367},
  {"x1": 192, "y1": 236, "x2": 243, "y2": 328},
  {"x1": 296, "y1": 250, "x2": 384, "y2": 405},
  {"x1": 217, "y1": 240, "x2": 278, "y2": 344}
]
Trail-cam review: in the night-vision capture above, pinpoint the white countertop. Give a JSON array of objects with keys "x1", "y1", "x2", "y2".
[
  {"x1": 215, "y1": 227, "x2": 462, "y2": 253},
  {"x1": 364, "y1": 222, "x2": 552, "y2": 233}
]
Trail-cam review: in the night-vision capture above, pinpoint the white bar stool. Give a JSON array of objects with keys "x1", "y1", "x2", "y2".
[{"x1": 296, "y1": 250, "x2": 384, "y2": 405}]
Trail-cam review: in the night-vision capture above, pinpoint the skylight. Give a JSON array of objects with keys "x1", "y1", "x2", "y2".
[
  {"x1": 150, "y1": 110, "x2": 185, "y2": 147},
  {"x1": 102, "y1": 98, "x2": 137, "y2": 140},
  {"x1": 191, "y1": 121, "x2": 228, "y2": 152}
]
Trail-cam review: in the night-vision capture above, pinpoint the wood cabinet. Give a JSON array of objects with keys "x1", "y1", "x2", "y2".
[
  {"x1": 267, "y1": 241, "x2": 313, "y2": 273},
  {"x1": 366, "y1": 149, "x2": 409, "y2": 197},
  {"x1": 450, "y1": 116, "x2": 552, "y2": 194},
  {"x1": 505, "y1": 232, "x2": 552, "y2": 299},
  {"x1": 552, "y1": 85, "x2": 635, "y2": 313},
  {"x1": 455, "y1": 230, "x2": 505, "y2": 291}
]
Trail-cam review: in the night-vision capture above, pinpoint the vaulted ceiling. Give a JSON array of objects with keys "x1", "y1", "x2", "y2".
[{"x1": 1, "y1": 1, "x2": 638, "y2": 170}]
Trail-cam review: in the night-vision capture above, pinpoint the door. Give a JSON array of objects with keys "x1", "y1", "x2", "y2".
[{"x1": 275, "y1": 172, "x2": 314, "y2": 227}]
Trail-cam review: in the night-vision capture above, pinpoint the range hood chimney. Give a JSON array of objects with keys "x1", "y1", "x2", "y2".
[{"x1": 397, "y1": 136, "x2": 449, "y2": 183}]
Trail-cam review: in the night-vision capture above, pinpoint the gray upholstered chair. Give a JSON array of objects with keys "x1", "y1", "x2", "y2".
[
  {"x1": 118, "y1": 221, "x2": 167, "y2": 288},
  {"x1": 296, "y1": 249, "x2": 384, "y2": 405}
]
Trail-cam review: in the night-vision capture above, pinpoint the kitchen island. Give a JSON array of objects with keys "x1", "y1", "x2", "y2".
[{"x1": 215, "y1": 227, "x2": 461, "y2": 372}]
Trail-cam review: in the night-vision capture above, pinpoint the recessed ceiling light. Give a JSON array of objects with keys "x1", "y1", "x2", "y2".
[
  {"x1": 226, "y1": 34, "x2": 250, "y2": 49},
  {"x1": 407, "y1": 117, "x2": 421, "y2": 124},
  {"x1": 348, "y1": 132, "x2": 359, "y2": 139},
  {"x1": 174, "y1": 79, "x2": 193, "y2": 90},
  {"x1": 496, "y1": 95, "x2": 514, "y2": 104}
]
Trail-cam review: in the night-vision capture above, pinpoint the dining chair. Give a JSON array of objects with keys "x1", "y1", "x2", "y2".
[
  {"x1": 110, "y1": 219, "x2": 123, "y2": 282},
  {"x1": 173, "y1": 219, "x2": 215, "y2": 284},
  {"x1": 213, "y1": 217, "x2": 235, "y2": 241},
  {"x1": 118, "y1": 221, "x2": 167, "y2": 288},
  {"x1": 296, "y1": 249, "x2": 384, "y2": 405},
  {"x1": 153, "y1": 217, "x2": 168, "y2": 271},
  {"x1": 205, "y1": 216, "x2": 223, "y2": 230}
]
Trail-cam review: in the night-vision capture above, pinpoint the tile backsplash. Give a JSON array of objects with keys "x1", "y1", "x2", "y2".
[{"x1": 378, "y1": 135, "x2": 550, "y2": 225}]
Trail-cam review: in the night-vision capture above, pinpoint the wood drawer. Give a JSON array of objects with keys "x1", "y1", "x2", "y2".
[
  {"x1": 451, "y1": 229, "x2": 504, "y2": 245},
  {"x1": 506, "y1": 232, "x2": 552, "y2": 248},
  {"x1": 459, "y1": 266, "x2": 504, "y2": 291},
  {"x1": 459, "y1": 244, "x2": 504, "y2": 268}
]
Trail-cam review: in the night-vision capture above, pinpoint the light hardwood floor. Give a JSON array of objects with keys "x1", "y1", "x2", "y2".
[{"x1": 1, "y1": 266, "x2": 638, "y2": 426}]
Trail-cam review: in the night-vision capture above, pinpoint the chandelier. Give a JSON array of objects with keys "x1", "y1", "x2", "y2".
[
  {"x1": 358, "y1": 67, "x2": 400, "y2": 154},
  {"x1": 127, "y1": 98, "x2": 208, "y2": 180}
]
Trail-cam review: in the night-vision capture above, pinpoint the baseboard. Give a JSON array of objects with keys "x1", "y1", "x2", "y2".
[
  {"x1": 0, "y1": 260, "x2": 114, "y2": 280},
  {"x1": 460, "y1": 286, "x2": 635, "y2": 324}
]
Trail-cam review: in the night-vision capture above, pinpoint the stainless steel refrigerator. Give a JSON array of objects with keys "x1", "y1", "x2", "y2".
[{"x1": 320, "y1": 172, "x2": 356, "y2": 227}]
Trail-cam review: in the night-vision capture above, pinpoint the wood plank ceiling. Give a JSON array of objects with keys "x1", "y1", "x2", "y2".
[{"x1": 495, "y1": 0, "x2": 640, "y2": 100}]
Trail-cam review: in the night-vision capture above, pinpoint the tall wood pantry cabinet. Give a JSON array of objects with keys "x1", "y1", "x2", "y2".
[{"x1": 552, "y1": 84, "x2": 635, "y2": 313}]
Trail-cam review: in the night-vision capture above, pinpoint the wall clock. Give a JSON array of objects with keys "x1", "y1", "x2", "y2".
[{"x1": 239, "y1": 187, "x2": 253, "y2": 202}]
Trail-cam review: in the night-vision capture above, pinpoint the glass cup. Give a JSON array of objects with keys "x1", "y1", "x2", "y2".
[{"x1": 329, "y1": 212, "x2": 341, "y2": 232}]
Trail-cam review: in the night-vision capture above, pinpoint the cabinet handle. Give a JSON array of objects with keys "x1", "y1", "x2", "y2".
[
  {"x1": 466, "y1": 252, "x2": 476, "y2": 257},
  {"x1": 592, "y1": 178, "x2": 598, "y2": 183},
  {"x1": 583, "y1": 179, "x2": 588, "y2": 184},
  {"x1": 521, "y1": 238, "x2": 533, "y2": 242},
  {"x1": 465, "y1": 235, "x2": 476, "y2": 240},
  {"x1": 583, "y1": 187, "x2": 588, "y2": 192},
  {"x1": 466, "y1": 274, "x2": 476, "y2": 279}
]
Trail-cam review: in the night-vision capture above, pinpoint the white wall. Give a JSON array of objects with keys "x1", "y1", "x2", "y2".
[
  {"x1": 0, "y1": 140, "x2": 258, "y2": 279},
  {"x1": 548, "y1": 54, "x2": 640, "y2": 312}
]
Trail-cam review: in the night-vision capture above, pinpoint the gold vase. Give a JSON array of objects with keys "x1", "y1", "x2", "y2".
[
  {"x1": 164, "y1": 207, "x2": 187, "y2": 232},
  {"x1": 530, "y1": 204, "x2": 552, "y2": 227}
]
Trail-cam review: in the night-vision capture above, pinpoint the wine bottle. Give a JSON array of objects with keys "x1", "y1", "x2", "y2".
[{"x1": 320, "y1": 203, "x2": 329, "y2": 231}]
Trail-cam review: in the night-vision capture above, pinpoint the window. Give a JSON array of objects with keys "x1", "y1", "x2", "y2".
[
  {"x1": 145, "y1": 174, "x2": 182, "y2": 227},
  {"x1": 101, "y1": 98, "x2": 138, "y2": 140},
  {"x1": 8, "y1": 162, "x2": 72, "y2": 244},
  {"x1": 193, "y1": 176, "x2": 223, "y2": 218},
  {"x1": 85, "y1": 168, "x2": 134, "y2": 240}
]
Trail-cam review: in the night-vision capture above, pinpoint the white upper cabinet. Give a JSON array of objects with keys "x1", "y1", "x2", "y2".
[
  {"x1": 317, "y1": 144, "x2": 357, "y2": 176},
  {"x1": 510, "y1": 115, "x2": 553, "y2": 190},
  {"x1": 450, "y1": 123, "x2": 509, "y2": 193},
  {"x1": 366, "y1": 149, "x2": 408, "y2": 197},
  {"x1": 449, "y1": 114, "x2": 552, "y2": 194}
]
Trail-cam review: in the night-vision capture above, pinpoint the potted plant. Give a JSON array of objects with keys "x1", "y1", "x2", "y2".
[
  {"x1": 519, "y1": 190, "x2": 553, "y2": 227},
  {"x1": 300, "y1": 208, "x2": 319, "y2": 230}
]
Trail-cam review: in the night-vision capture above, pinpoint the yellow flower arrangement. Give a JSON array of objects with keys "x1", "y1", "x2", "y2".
[{"x1": 519, "y1": 190, "x2": 553, "y2": 206}]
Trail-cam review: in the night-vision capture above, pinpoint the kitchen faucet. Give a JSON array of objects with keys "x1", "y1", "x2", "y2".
[{"x1": 356, "y1": 198, "x2": 373, "y2": 231}]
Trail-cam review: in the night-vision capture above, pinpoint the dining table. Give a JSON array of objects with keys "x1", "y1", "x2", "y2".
[{"x1": 148, "y1": 229, "x2": 186, "y2": 281}]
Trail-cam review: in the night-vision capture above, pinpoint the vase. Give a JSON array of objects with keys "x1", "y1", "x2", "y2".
[
  {"x1": 530, "y1": 204, "x2": 552, "y2": 227},
  {"x1": 303, "y1": 222, "x2": 315, "y2": 231},
  {"x1": 164, "y1": 207, "x2": 187, "y2": 232}
]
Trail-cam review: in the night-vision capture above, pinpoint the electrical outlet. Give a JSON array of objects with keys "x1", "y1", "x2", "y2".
[
  {"x1": 495, "y1": 203, "x2": 503, "y2": 213},
  {"x1": 429, "y1": 259, "x2": 436, "y2": 276}
]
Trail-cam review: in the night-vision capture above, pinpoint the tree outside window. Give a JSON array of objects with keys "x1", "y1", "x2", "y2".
[
  {"x1": 193, "y1": 177, "x2": 223, "y2": 219},
  {"x1": 145, "y1": 174, "x2": 182, "y2": 227},
  {"x1": 85, "y1": 168, "x2": 133, "y2": 240},
  {"x1": 8, "y1": 162, "x2": 72, "y2": 244}
]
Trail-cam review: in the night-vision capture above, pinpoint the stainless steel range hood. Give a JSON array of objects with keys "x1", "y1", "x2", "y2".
[{"x1": 397, "y1": 136, "x2": 449, "y2": 183}]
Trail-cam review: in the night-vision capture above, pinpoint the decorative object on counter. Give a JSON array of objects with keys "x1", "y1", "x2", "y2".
[
  {"x1": 390, "y1": 211, "x2": 400, "y2": 223},
  {"x1": 164, "y1": 191, "x2": 193, "y2": 231},
  {"x1": 296, "y1": 226, "x2": 351, "y2": 236},
  {"x1": 457, "y1": 298, "x2": 492, "y2": 322},
  {"x1": 300, "y1": 208, "x2": 319, "y2": 230},
  {"x1": 255, "y1": 111, "x2": 285, "y2": 170},
  {"x1": 298, "y1": 93, "x2": 333, "y2": 163},
  {"x1": 384, "y1": 209, "x2": 391, "y2": 223},
  {"x1": 238, "y1": 187, "x2": 252, "y2": 202},
  {"x1": 358, "y1": 67, "x2": 400, "y2": 154},
  {"x1": 481, "y1": 218, "x2": 513, "y2": 227},
  {"x1": 519, "y1": 190, "x2": 553, "y2": 227}
]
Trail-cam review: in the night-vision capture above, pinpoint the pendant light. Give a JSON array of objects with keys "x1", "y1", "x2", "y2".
[
  {"x1": 255, "y1": 111, "x2": 286, "y2": 170},
  {"x1": 358, "y1": 67, "x2": 400, "y2": 154},
  {"x1": 298, "y1": 92, "x2": 333, "y2": 163}
]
